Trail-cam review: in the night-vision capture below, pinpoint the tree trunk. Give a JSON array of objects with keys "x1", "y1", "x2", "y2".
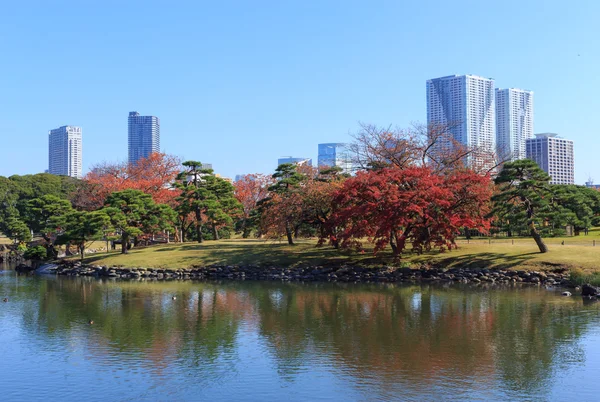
[
  {"x1": 195, "y1": 209, "x2": 203, "y2": 243},
  {"x1": 285, "y1": 225, "x2": 294, "y2": 245},
  {"x1": 121, "y1": 233, "x2": 128, "y2": 254},
  {"x1": 529, "y1": 223, "x2": 548, "y2": 253},
  {"x1": 79, "y1": 243, "x2": 85, "y2": 262},
  {"x1": 212, "y1": 224, "x2": 219, "y2": 240}
]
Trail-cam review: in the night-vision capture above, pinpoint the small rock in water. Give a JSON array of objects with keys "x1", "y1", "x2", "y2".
[
  {"x1": 562, "y1": 291, "x2": 572, "y2": 297},
  {"x1": 2, "y1": 298, "x2": 7, "y2": 302},
  {"x1": 88, "y1": 320, "x2": 94, "y2": 325},
  {"x1": 581, "y1": 284, "x2": 600, "y2": 297},
  {"x1": 172, "y1": 296, "x2": 176, "y2": 300}
]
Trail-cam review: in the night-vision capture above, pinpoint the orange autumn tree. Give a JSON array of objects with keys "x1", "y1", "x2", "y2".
[{"x1": 78, "y1": 153, "x2": 181, "y2": 209}]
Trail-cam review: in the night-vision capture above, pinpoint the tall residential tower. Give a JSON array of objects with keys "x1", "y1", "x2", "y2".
[
  {"x1": 48, "y1": 125, "x2": 82, "y2": 178},
  {"x1": 526, "y1": 133, "x2": 574, "y2": 185},
  {"x1": 426, "y1": 74, "x2": 496, "y2": 166},
  {"x1": 495, "y1": 88, "x2": 534, "y2": 161},
  {"x1": 128, "y1": 111, "x2": 160, "y2": 164}
]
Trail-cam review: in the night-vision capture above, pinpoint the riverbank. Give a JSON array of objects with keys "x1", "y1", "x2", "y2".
[
  {"x1": 47, "y1": 259, "x2": 571, "y2": 287},
  {"x1": 14, "y1": 238, "x2": 600, "y2": 288}
]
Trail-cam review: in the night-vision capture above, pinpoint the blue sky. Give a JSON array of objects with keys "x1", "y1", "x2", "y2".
[{"x1": 1, "y1": 0, "x2": 598, "y2": 184}]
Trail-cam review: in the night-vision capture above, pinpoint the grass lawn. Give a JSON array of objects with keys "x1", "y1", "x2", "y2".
[{"x1": 78, "y1": 236, "x2": 600, "y2": 273}]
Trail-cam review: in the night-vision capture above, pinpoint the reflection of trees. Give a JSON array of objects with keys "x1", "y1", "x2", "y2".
[{"x1": 12, "y1": 278, "x2": 600, "y2": 397}]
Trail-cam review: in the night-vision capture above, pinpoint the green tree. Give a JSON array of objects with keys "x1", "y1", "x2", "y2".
[
  {"x1": 2, "y1": 216, "x2": 32, "y2": 243},
  {"x1": 104, "y1": 189, "x2": 173, "y2": 254},
  {"x1": 57, "y1": 210, "x2": 110, "y2": 262},
  {"x1": 24, "y1": 195, "x2": 73, "y2": 258},
  {"x1": 260, "y1": 164, "x2": 307, "y2": 245},
  {"x1": 492, "y1": 160, "x2": 555, "y2": 253},
  {"x1": 175, "y1": 161, "x2": 217, "y2": 243},
  {"x1": 554, "y1": 185, "x2": 600, "y2": 235},
  {"x1": 205, "y1": 177, "x2": 242, "y2": 240}
]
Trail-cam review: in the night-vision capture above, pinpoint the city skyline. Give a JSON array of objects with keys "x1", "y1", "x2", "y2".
[{"x1": 1, "y1": 1, "x2": 598, "y2": 184}]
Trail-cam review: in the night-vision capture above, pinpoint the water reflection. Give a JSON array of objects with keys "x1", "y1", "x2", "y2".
[{"x1": 1, "y1": 275, "x2": 599, "y2": 401}]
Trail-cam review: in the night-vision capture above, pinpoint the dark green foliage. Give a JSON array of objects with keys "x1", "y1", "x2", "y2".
[
  {"x1": 104, "y1": 189, "x2": 175, "y2": 254},
  {"x1": 492, "y1": 160, "x2": 554, "y2": 253},
  {"x1": 23, "y1": 245, "x2": 48, "y2": 261},
  {"x1": 269, "y1": 164, "x2": 306, "y2": 194},
  {"x1": 0, "y1": 173, "x2": 81, "y2": 242},
  {"x1": 24, "y1": 195, "x2": 73, "y2": 258},
  {"x1": 175, "y1": 161, "x2": 241, "y2": 242},
  {"x1": 56, "y1": 210, "x2": 111, "y2": 262}
]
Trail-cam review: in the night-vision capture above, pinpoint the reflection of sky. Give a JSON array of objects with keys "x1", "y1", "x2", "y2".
[{"x1": 1, "y1": 274, "x2": 600, "y2": 401}]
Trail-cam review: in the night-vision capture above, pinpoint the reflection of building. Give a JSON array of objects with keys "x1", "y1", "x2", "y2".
[
  {"x1": 277, "y1": 157, "x2": 312, "y2": 167},
  {"x1": 48, "y1": 125, "x2": 82, "y2": 178},
  {"x1": 128, "y1": 111, "x2": 160, "y2": 164},
  {"x1": 496, "y1": 88, "x2": 534, "y2": 161},
  {"x1": 526, "y1": 133, "x2": 574, "y2": 184},
  {"x1": 317, "y1": 143, "x2": 352, "y2": 174},
  {"x1": 427, "y1": 74, "x2": 496, "y2": 166}
]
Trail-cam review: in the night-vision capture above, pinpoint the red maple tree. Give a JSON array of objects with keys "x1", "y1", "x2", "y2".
[
  {"x1": 76, "y1": 153, "x2": 181, "y2": 209},
  {"x1": 325, "y1": 167, "x2": 492, "y2": 257}
]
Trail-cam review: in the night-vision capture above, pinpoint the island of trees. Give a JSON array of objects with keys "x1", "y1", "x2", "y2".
[{"x1": 1, "y1": 124, "x2": 599, "y2": 264}]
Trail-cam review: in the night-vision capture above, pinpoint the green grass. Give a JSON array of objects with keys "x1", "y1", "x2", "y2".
[
  {"x1": 77, "y1": 236, "x2": 600, "y2": 272},
  {"x1": 569, "y1": 268, "x2": 600, "y2": 287}
]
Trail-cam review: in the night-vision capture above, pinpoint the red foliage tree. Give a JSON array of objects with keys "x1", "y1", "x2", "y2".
[
  {"x1": 233, "y1": 174, "x2": 274, "y2": 237},
  {"x1": 77, "y1": 153, "x2": 181, "y2": 209},
  {"x1": 326, "y1": 167, "x2": 492, "y2": 257}
]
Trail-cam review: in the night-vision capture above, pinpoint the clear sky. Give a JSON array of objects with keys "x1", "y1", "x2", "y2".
[{"x1": 1, "y1": 0, "x2": 598, "y2": 183}]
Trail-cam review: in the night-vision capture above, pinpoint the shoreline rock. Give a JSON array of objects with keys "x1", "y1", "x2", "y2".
[{"x1": 20, "y1": 260, "x2": 574, "y2": 288}]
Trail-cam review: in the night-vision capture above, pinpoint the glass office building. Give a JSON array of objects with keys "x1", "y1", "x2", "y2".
[
  {"x1": 128, "y1": 111, "x2": 160, "y2": 164},
  {"x1": 317, "y1": 143, "x2": 352, "y2": 174}
]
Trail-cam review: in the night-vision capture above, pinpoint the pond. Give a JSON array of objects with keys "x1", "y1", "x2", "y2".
[{"x1": 1, "y1": 265, "x2": 599, "y2": 401}]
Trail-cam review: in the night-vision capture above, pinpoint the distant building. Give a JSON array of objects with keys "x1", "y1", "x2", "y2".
[
  {"x1": 317, "y1": 143, "x2": 352, "y2": 174},
  {"x1": 426, "y1": 74, "x2": 496, "y2": 167},
  {"x1": 48, "y1": 125, "x2": 82, "y2": 178},
  {"x1": 585, "y1": 179, "x2": 600, "y2": 189},
  {"x1": 128, "y1": 111, "x2": 160, "y2": 164},
  {"x1": 277, "y1": 157, "x2": 312, "y2": 167},
  {"x1": 496, "y1": 88, "x2": 534, "y2": 161},
  {"x1": 526, "y1": 133, "x2": 574, "y2": 185}
]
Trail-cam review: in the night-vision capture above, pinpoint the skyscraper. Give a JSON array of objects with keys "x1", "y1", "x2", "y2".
[
  {"x1": 128, "y1": 111, "x2": 160, "y2": 164},
  {"x1": 426, "y1": 75, "x2": 496, "y2": 166},
  {"x1": 317, "y1": 143, "x2": 352, "y2": 174},
  {"x1": 526, "y1": 133, "x2": 574, "y2": 185},
  {"x1": 48, "y1": 125, "x2": 82, "y2": 178},
  {"x1": 496, "y1": 88, "x2": 534, "y2": 161},
  {"x1": 277, "y1": 157, "x2": 312, "y2": 167}
]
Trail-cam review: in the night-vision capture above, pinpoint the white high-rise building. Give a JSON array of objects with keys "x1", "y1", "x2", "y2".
[
  {"x1": 526, "y1": 133, "x2": 574, "y2": 185},
  {"x1": 496, "y1": 88, "x2": 534, "y2": 161},
  {"x1": 48, "y1": 125, "x2": 82, "y2": 179},
  {"x1": 426, "y1": 75, "x2": 496, "y2": 167}
]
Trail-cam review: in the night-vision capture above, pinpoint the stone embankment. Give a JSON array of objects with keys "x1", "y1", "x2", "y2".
[{"x1": 32, "y1": 261, "x2": 572, "y2": 286}]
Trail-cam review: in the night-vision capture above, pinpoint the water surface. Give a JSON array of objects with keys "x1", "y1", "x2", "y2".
[{"x1": 1, "y1": 265, "x2": 599, "y2": 401}]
